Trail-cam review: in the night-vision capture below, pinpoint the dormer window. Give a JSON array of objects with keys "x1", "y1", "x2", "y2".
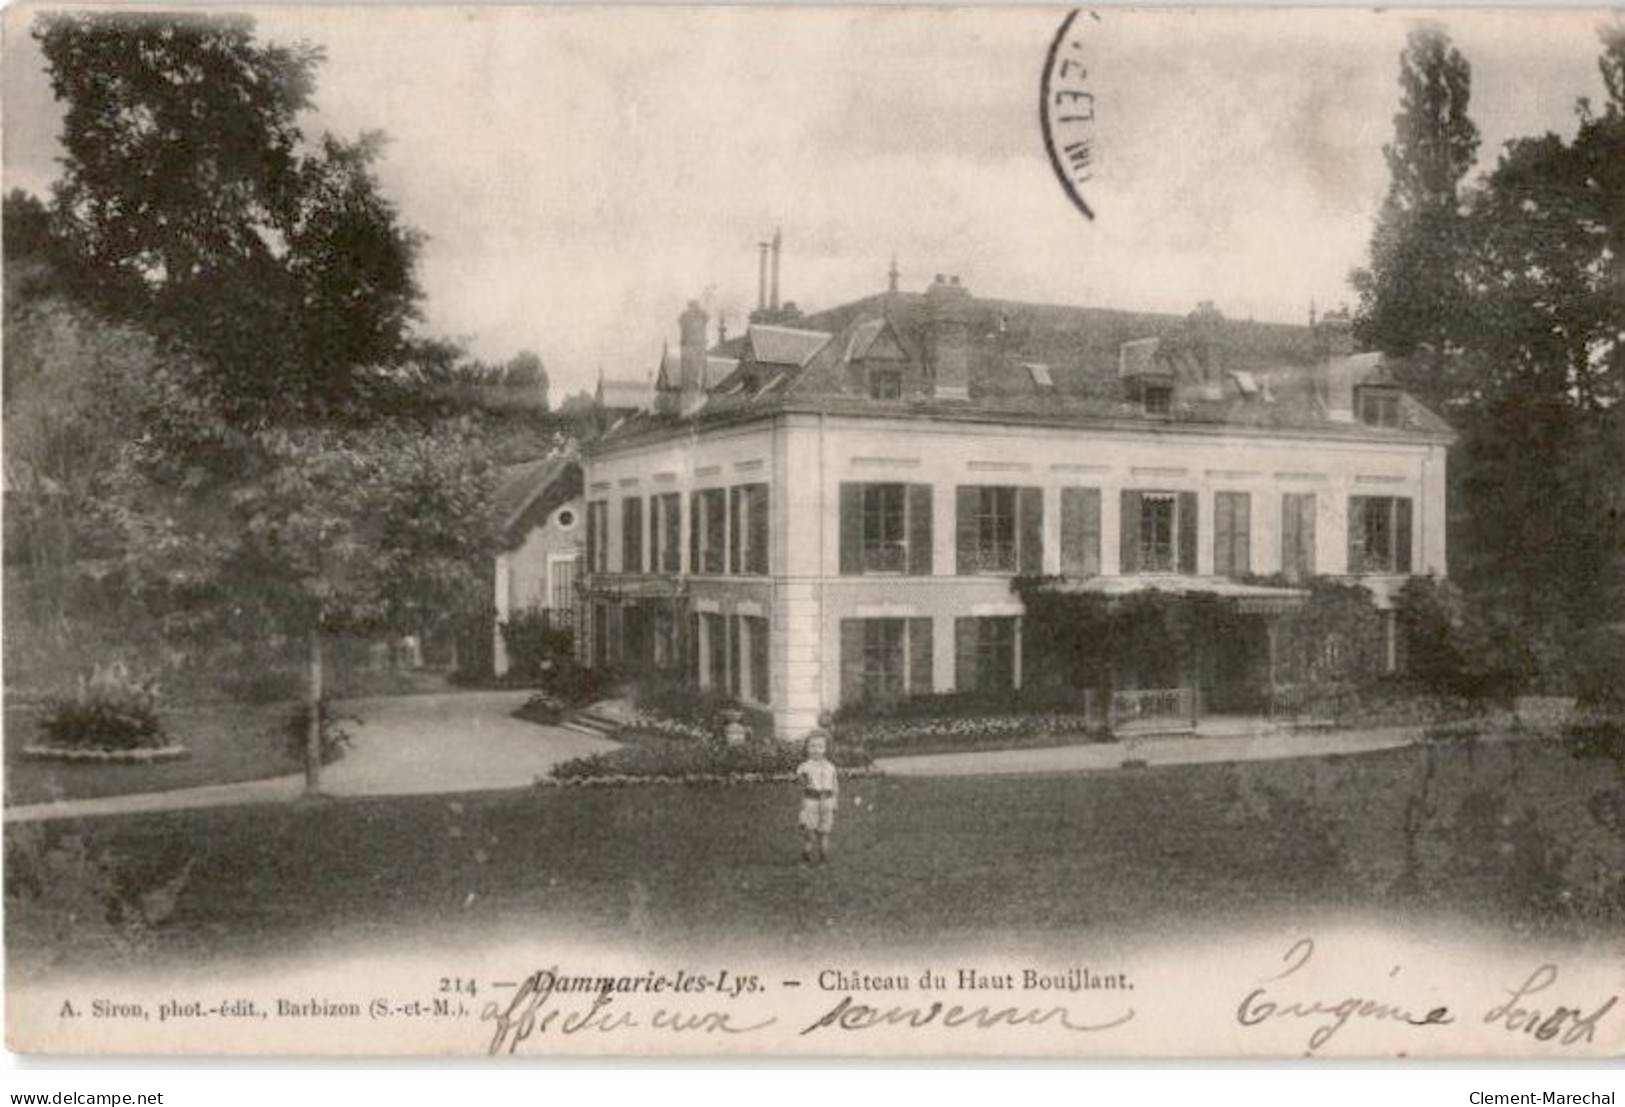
[
  {"x1": 1359, "y1": 387, "x2": 1401, "y2": 428},
  {"x1": 869, "y1": 365, "x2": 903, "y2": 400},
  {"x1": 1143, "y1": 384, "x2": 1173, "y2": 416}
]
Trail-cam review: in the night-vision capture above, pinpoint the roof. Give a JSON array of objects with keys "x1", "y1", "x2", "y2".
[
  {"x1": 743, "y1": 324, "x2": 831, "y2": 368},
  {"x1": 492, "y1": 457, "x2": 582, "y2": 547},
  {"x1": 1041, "y1": 573, "x2": 1308, "y2": 614},
  {"x1": 597, "y1": 285, "x2": 1455, "y2": 449},
  {"x1": 597, "y1": 377, "x2": 653, "y2": 411}
]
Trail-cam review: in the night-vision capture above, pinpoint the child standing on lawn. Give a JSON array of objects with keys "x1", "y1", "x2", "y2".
[{"x1": 796, "y1": 730, "x2": 839, "y2": 865}]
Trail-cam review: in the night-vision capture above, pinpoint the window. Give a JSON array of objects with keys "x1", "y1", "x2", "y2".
[
  {"x1": 728, "y1": 483, "x2": 769, "y2": 575},
  {"x1": 869, "y1": 366, "x2": 903, "y2": 400},
  {"x1": 1281, "y1": 492, "x2": 1317, "y2": 579},
  {"x1": 1348, "y1": 495, "x2": 1413, "y2": 574},
  {"x1": 840, "y1": 483, "x2": 933, "y2": 575},
  {"x1": 1119, "y1": 490, "x2": 1196, "y2": 574},
  {"x1": 689, "y1": 489, "x2": 727, "y2": 575},
  {"x1": 955, "y1": 486, "x2": 1042, "y2": 574},
  {"x1": 863, "y1": 484, "x2": 907, "y2": 571},
  {"x1": 649, "y1": 493, "x2": 682, "y2": 573},
  {"x1": 1139, "y1": 494, "x2": 1177, "y2": 572},
  {"x1": 1143, "y1": 384, "x2": 1172, "y2": 416},
  {"x1": 554, "y1": 508, "x2": 576, "y2": 529},
  {"x1": 746, "y1": 615, "x2": 770, "y2": 705},
  {"x1": 702, "y1": 611, "x2": 727, "y2": 690},
  {"x1": 955, "y1": 616, "x2": 1017, "y2": 693},
  {"x1": 548, "y1": 555, "x2": 576, "y2": 613},
  {"x1": 621, "y1": 496, "x2": 643, "y2": 573},
  {"x1": 839, "y1": 617, "x2": 932, "y2": 705},
  {"x1": 1060, "y1": 487, "x2": 1102, "y2": 577},
  {"x1": 1213, "y1": 491, "x2": 1251, "y2": 576},
  {"x1": 585, "y1": 501, "x2": 609, "y2": 573},
  {"x1": 1359, "y1": 388, "x2": 1401, "y2": 428}
]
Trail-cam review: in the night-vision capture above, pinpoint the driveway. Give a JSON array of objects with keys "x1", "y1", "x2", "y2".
[{"x1": 5, "y1": 690, "x2": 614, "y2": 823}]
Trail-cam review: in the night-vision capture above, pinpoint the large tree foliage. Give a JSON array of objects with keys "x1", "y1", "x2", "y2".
[
  {"x1": 35, "y1": 12, "x2": 422, "y2": 427},
  {"x1": 28, "y1": 13, "x2": 505, "y2": 789},
  {"x1": 1351, "y1": 26, "x2": 1481, "y2": 412},
  {"x1": 1354, "y1": 25, "x2": 1625, "y2": 694}
]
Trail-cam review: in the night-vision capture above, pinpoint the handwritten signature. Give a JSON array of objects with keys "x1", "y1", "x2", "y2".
[
  {"x1": 1238, "y1": 938, "x2": 1617, "y2": 1052},
  {"x1": 481, "y1": 967, "x2": 775, "y2": 1055}
]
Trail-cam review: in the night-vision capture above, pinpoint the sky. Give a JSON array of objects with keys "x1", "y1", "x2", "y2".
[{"x1": 2, "y1": 5, "x2": 1615, "y2": 400}]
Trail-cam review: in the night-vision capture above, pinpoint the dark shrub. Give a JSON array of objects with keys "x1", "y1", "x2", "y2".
[
  {"x1": 542, "y1": 656, "x2": 614, "y2": 707},
  {"x1": 498, "y1": 608, "x2": 576, "y2": 684},
  {"x1": 1566, "y1": 718, "x2": 1625, "y2": 773},
  {"x1": 284, "y1": 701, "x2": 356, "y2": 766},
  {"x1": 515, "y1": 690, "x2": 566, "y2": 726},
  {"x1": 38, "y1": 662, "x2": 166, "y2": 752},
  {"x1": 551, "y1": 736, "x2": 871, "y2": 783}
]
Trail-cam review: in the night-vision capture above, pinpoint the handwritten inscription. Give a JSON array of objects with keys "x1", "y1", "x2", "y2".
[
  {"x1": 481, "y1": 968, "x2": 774, "y2": 1055},
  {"x1": 800, "y1": 994, "x2": 1134, "y2": 1036},
  {"x1": 1237, "y1": 938, "x2": 1618, "y2": 1053},
  {"x1": 1236, "y1": 938, "x2": 1452, "y2": 1051}
]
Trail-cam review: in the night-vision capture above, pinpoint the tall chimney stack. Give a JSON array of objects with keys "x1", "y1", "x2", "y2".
[
  {"x1": 924, "y1": 274, "x2": 972, "y2": 401},
  {"x1": 756, "y1": 243, "x2": 768, "y2": 313},
  {"x1": 770, "y1": 228, "x2": 782, "y2": 312},
  {"x1": 888, "y1": 254, "x2": 900, "y2": 294},
  {"x1": 678, "y1": 299, "x2": 709, "y2": 415}
]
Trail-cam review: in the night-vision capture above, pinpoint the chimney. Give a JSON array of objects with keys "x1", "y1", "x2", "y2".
[
  {"x1": 756, "y1": 243, "x2": 769, "y2": 313},
  {"x1": 678, "y1": 299, "x2": 709, "y2": 415},
  {"x1": 887, "y1": 254, "x2": 900, "y2": 294},
  {"x1": 1314, "y1": 307, "x2": 1357, "y2": 421},
  {"x1": 924, "y1": 273, "x2": 972, "y2": 401},
  {"x1": 770, "y1": 228, "x2": 782, "y2": 313}
]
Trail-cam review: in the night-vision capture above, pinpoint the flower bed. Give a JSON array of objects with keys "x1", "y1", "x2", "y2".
[
  {"x1": 549, "y1": 737, "x2": 873, "y2": 785},
  {"x1": 20, "y1": 744, "x2": 190, "y2": 764},
  {"x1": 832, "y1": 710, "x2": 1108, "y2": 756},
  {"x1": 35, "y1": 661, "x2": 171, "y2": 756}
]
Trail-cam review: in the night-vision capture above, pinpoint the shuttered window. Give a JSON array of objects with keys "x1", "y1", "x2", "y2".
[
  {"x1": 586, "y1": 501, "x2": 609, "y2": 573},
  {"x1": 1348, "y1": 495, "x2": 1412, "y2": 574},
  {"x1": 955, "y1": 616, "x2": 1017, "y2": 692},
  {"x1": 745, "y1": 616, "x2": 770, "y2": 705},
  {"x1": 728, "y1": 484, "x2": 767, "y2": 575},
  {"x1": 1282, "y1": 493, "x2": 1317, "y2": 579},
  {"x1": 649, "y1": 493, "x2": 683, "y2": 573},
  {"x1": 838, "y1": 617, "x2": 933, "y2": 705},
  {"x1": 621, "y1": 496, "x2": 643, "y2": 573},
  {"x1": 702, "y1": 612, "x2": 727, "y2": 689},
  {"x1": 1060, "y1": 487, "x2": 1102, "y2": 577},
  {"x1": 955, "y1": 486, "x2": 1041, "y2": 573},
  {"x1": 839, "y1": 483, "x2": 934, "y2": 575},
  {"x1": 691, "y1": 489, "x2": 726, "y2": 574},
  {"x1": 1213, "y1": 491, "x2": 1251, "y2": 576},
  {"x1": 1121, "y1": 490, "x2": 1196, "y2": 574}
]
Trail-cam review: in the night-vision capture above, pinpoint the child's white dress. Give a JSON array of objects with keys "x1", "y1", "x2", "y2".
[{"x1": 796, "y1": 757, "x2": 839, "y2": 832}]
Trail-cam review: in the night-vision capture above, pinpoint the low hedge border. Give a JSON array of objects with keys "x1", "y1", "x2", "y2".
[
  {"x1": 538, "y1": 767, "x2": 882, "y2": 788},
  {"x1": 21, "y1": 744, "x2": 191, "y2": 764}
]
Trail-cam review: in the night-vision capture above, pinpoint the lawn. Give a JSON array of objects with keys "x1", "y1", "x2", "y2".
[
  {"x1": 3, "y1": 701, "x2": 300, "y2": 806},
  {"x1": 7, "y1": 735, "x2": 1620, "y2": 980}
]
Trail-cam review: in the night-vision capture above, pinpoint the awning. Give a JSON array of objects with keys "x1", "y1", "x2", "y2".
[{"x1": 1036, "y1": 574, "x2": 1307, "y2": 615}]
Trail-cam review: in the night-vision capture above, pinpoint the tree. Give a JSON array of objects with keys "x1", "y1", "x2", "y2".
[
  {"x1": 110, "y1": 398, "x2": 499, "y2": 792},
  {"x1": 1443, "y1": 25, "x2": 1625, "y2": 675},
  {"x1": 35, "y1": 12, "x2": 422, "y2": 426},
  {"x1": 1350, "y1": 26, "x2": 1481, "y2": 412},
  {"x1": 503, "y1": 350, "x2": 549, "y2": 409},
  {"x1": 33, "y1": 13, "x2": 503, "y2": 791}
]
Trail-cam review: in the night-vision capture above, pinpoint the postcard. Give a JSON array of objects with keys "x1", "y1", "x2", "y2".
[{"x1": 4, "y1": 3, "x2": 1622, "y2": 1058}]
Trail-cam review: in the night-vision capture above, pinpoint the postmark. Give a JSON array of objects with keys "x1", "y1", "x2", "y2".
[{"x1": 1040, "y1": 7, "x2": 1099, "y2": 220}]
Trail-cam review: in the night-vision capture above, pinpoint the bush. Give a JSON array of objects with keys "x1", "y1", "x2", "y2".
[
  {"x1": 515, "y1": 690, "x2": 567, "y2": 726},
  {"x1": 1395, "y1": 577, "x2": 1532, "y2": 703},
  {"x1": 38, "y1": 661, "x2": 167, "y2": 752},
  {"x1": 551, "y1": 736, "x2": 871, "y2": 783},
  {"x1": 1566, "y1": 718, "x2": 1625, "y2": 774},
  {"x1": 284, "y1": 701, "x2": 356, "y2": 766},
  {"x1": 542, "y1": 656, "x2": 615, "y2": 706},
  {"x1": 498, "y1": 608, "x2": 576, "y2": 684}
]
